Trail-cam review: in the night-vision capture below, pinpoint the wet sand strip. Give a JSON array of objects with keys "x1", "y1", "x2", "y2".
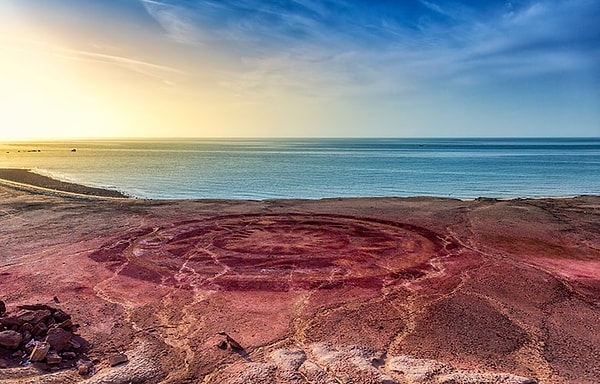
[{"x1": 0, "y1": 168, "x2": 128, "y2": 198}]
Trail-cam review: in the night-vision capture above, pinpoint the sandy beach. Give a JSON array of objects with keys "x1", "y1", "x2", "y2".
[
  {"x1": 0, "y1": 169, "x2": 127, "y2": 198},
  {"x1": 0, "y1": 174, "x2": 599, "y2": 383}
]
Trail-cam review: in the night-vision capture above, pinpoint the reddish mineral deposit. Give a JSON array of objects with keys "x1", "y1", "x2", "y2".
[{"x1": 0, "y1": 179, "x2": 598, "y2": 383}]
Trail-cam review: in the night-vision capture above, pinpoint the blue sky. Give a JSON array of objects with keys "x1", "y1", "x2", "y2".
[{"x1": 0, "y1": 0, "x2": 598, "y2": 138}]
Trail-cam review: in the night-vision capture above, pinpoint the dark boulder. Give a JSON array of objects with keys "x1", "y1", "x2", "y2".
[
  {"x1": 0, "y1": 330, "x2": 22, "y2": 349},
  {"x1": 45, "y1": 328, "x2": 72, "y2": 352},
  {"x1": 109, "y1": 353, "x2": 128, "y2": 367}
]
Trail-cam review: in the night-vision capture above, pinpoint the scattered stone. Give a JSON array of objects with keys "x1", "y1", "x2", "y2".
[
  {"x1": 53, "y1": 296, "x2": 60, "y2": 303},
  {"x1": 57, "y1": 319, "x2": 73, "y2": 330},
  {"x1": 45, "y1": 327, "x2": 72, "y2": 351},
  {"x1": 18, "y1": 309, "x2": 51, "y2": 325},
  {"x1": 45, "y1": 316, "x2": 56, "y2": 327},
  {"x1": 109, "y1": 353, "x2": 129, "y2": 367},
  {"x1": 68, "y1": 338, "x2": 81, "y2": 349},
  {"x1": 0, "y1": 330, "x2": 22, "y2": 349},
  {"x1": 17, "y1": 304, "x2": 54, "y2": 311},
  {"x1": 0, "y1": 300, "x2": 5, "y2": 316},
  {"x1": 0, "y1": 316, "x2": 21, "y2": 328},
  {"x1": 217, "y1": 332, "x2": 244, "y2": 350},
  {"x1": 46, "y1": 351, "x2": 62, "y2": 365},
  {"x1": 35, "y1": 310, "x2": 52, "y2": 324},
  {"x1": 62, "y1": 351, "x2": 77, "y2": 360},
  {"x1": 30, "y1": 342, "x2": 50, "y2": 362},
  {"x1": 19, "y1": 322, "x2": 33, "y2": 333},
  {"x1": 77, "y1": 359, "x2": 93, "y2": 376},
  {"x1": 11, "y1": 350, "x2": 23, "y2": 358},
  {"x1": 32, "y1": 322, "x2": 48, "y2": 337},
  {"x1": 217, "y1": 340, "x2": 228, "y2": 350},
  {"x1": 52, "y1": 310, "x2": 71, "y2": 323},
  {"x1": 17, "y1": 312, "x2": 32, "y2": 326},
  {"x1": 21, "y1": 331, "x2": 33, "y2": 344}
]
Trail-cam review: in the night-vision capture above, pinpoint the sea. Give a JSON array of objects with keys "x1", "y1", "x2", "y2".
[{"x1": 0, "y1": 138, "x2": 598, "y2": 200}]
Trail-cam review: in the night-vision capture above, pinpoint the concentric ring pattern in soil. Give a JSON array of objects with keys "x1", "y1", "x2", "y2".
[{"x1": 90, "y1": 214, "x2": 458, "y2": 291}]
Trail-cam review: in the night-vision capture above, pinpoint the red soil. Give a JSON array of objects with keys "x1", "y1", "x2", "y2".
[
  {"x1": 90, "y1": 214, "x2": 450, "y2": 292},
  {"x1": 0, "y1": 184, "x2": 598, "y2": 383}
]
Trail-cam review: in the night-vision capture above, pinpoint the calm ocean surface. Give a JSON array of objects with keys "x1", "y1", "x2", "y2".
[{"x1": 0, "y1": 138, "x2": 598, "y2": 200}]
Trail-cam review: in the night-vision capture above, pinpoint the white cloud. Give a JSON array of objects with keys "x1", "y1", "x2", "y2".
[
  {"x1": 418, "y1": 0, "x2": 451, "y2": 18},
  {"x1": 1, "y1": 37, "x2": 184, "y2": 86},
  {"x1": 137, "y1": 0, "x2": 599, "y2": 99},
  {"x1": 140, "y1": 0, "x2": 203, "y2": 45}
]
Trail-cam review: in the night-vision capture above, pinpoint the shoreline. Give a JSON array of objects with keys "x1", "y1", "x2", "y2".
[
  {"x1": 0, "y1": 168, "x2": 128, "y2": 199},
  {"x1": 0, "y1": 168, "x2": 595, "y2": 202}
]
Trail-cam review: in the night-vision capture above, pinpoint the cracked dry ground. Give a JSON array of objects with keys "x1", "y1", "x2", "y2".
[{"x1": 0, "y1": 186, "x2": 599, "y2": 383}]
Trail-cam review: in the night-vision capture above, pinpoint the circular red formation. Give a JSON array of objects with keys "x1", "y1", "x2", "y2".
[
  {"x1": 213, "y1": 224, "x2": 349, "y2": 255},
  {"x1": 90, "y1": 214, "x2": 453, "y2": 291}
]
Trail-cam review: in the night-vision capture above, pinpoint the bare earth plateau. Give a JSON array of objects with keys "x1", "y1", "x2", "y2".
[{"x1": 0, "y1": 172, "x2": 599, "y2": 384}]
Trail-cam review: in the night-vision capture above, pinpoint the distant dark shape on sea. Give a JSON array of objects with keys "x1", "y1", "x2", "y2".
[{"x1": 0, "y1": 138, "x2": 598, "y2": 200}]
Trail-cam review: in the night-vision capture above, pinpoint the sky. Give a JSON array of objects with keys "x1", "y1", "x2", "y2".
[{"x1": 0, "y1": 0, "x2": 598, "y2": 139}]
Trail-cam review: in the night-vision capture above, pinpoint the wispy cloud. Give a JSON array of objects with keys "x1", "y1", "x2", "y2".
[
  {"x1": 138, "y1": 0, "x2": 600, "y2": 97},
  {"x1": 60, "y1": 48, "x2": 185, "y2": 85},
  {"x1": 140, "y1": 0, "x2": 204, "y2": 45},
  {"x1": 418, "y1": 0, "x2": 454, "y2": 19},
  {"x1": 0, "y1": 37, "x2": 184, "y2": 85}
]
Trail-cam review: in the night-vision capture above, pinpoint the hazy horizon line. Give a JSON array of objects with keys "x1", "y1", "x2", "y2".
[{"x1": 2, "y1": 136, "x2": 599, "y2": 143}]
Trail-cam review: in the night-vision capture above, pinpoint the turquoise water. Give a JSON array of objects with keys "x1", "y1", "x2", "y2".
[{"x1": 0, "y1": 138, "x2": 598, "y2": 199}]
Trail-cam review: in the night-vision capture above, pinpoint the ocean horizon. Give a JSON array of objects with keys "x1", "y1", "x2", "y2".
[{"x1": 1, "y1": 138, "x2": 598, "y2": 200}]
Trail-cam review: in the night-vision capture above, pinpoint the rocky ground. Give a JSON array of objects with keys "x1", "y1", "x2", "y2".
[
  {"x1": 0, "y1": 183, "x2": 598, "y2": 383},
  {"x1": 0, "y1": 302, "x2": 95, "y2": 375}
]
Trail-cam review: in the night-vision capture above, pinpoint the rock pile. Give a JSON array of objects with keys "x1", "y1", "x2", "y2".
[{"x1": 0, "y1": 300, "x2": 91, "y2": 374}]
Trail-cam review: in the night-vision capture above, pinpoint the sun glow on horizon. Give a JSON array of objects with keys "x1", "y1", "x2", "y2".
[
  {"x1": 0, "y1": 45, "x2": 127, "y2": 140},
  {"x1": 0, "y1": 5, "x2": 127, "y2": 140}
]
